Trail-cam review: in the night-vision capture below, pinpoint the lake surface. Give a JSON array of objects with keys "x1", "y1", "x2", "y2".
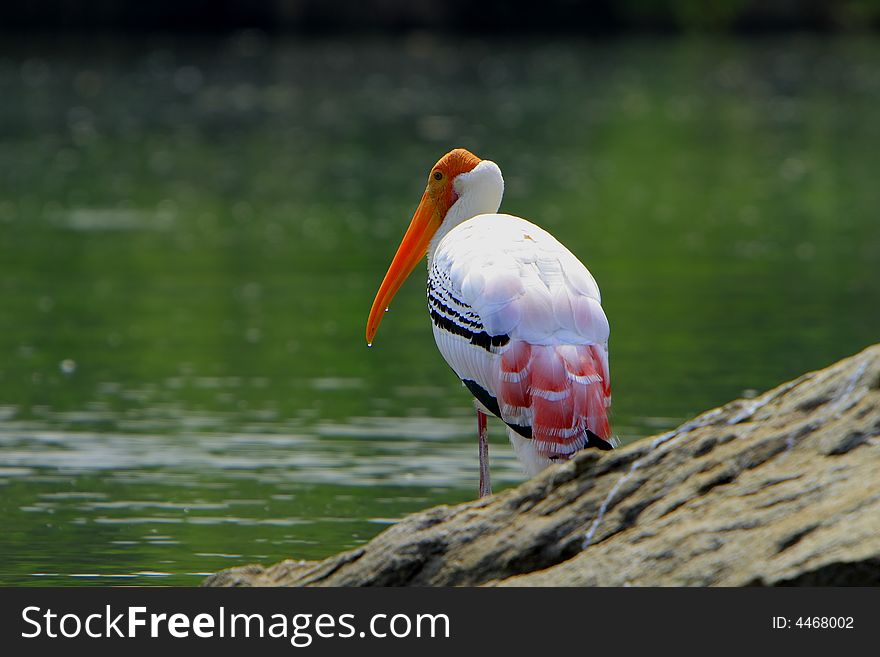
[{"x1": 1, "y1": 34, "x2": 878, "y2": 585}]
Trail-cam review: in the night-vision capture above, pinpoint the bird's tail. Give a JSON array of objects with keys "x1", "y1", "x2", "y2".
[{"x1": 498, "y1": 340, "x2": 613, "y2": 460}]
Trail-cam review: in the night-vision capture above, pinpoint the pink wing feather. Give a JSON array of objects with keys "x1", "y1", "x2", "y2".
[{"x1": 500, "y1": 341, "x2": 610, "y2": 457}]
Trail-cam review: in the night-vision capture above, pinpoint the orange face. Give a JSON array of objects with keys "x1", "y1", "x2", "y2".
[
  {"x1": 366, "y1": 148, "x2": 482, "y2": 344},
  {"x1": 424, "y1": 148, "x2": 482, "y2": 218}
]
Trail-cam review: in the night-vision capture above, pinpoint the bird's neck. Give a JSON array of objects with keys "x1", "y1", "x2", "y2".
[{"x1": 427, "y1": 189, "x2": 502, "y2": 265}]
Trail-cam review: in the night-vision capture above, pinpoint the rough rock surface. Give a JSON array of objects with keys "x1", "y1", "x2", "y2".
[{"x1": 204, "y1": 344, "x2": 880, "y2": 587}]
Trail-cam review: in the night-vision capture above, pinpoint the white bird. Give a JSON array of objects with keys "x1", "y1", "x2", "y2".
[{"x1": 366, "y1": 148, "x2": 614, "y2": 497}]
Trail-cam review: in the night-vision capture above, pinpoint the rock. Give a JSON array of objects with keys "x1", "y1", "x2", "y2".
[{"x1": 203, "y1": 344, "x2": 880, "y2": 587}]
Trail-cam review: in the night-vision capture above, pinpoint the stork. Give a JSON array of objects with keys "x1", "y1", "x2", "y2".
[{"x1": 366, "y1": 148, "x2": 615, "y2": 497}]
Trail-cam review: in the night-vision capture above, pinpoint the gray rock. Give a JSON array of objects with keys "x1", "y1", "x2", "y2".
[{"x1": 203, "y1": 344, "x2": 880, "y2": 587}]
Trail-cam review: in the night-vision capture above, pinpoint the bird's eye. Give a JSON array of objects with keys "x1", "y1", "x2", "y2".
[{"x1": 433, "y1": 171, "x2": 443, "y2": 181}]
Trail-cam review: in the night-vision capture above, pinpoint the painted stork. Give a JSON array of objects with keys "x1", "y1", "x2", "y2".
[{"x1": 366, "y1": 148, "x2": 615, "y2": 497}]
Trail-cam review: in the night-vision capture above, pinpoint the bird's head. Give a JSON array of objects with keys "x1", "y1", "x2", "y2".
[{"x1": 366, "y1": 148, "x2": 503, "y2": 344}]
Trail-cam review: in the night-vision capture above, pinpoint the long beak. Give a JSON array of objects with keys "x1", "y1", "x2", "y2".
[{"x1": 366, "y1": 190, "x2": 439, "y2": 344}]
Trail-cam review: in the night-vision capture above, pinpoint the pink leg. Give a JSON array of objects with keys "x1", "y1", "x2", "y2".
[{"x1": 478, "y1": 409, "x2": 491, "y2": 498}]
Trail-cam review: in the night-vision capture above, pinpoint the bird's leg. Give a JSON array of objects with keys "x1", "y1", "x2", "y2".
[{"x1": 477, "y1": 409, "x2": 491, "y2": 498}]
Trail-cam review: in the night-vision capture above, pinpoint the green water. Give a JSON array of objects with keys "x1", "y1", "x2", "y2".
[{"x1": 1, "y1": 34, "x2": 878, "y2": 585}]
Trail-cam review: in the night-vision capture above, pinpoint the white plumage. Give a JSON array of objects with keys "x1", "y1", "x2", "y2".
[{"x1": 429, "y1": 213, "x2": 611, "y2": 473}]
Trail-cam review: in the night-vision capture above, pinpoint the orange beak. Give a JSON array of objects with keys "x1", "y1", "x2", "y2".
[{"x1": 366, "y1": 190, "x2": 441, "y2": 344}]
